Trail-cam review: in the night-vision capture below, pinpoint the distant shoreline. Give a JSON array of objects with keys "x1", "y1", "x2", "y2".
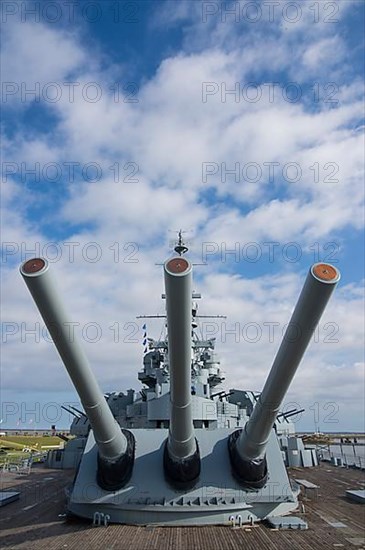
[
  {"x1": 0, "y1": 429, "x2": 70, "y2": 435},
  {"x1": 1, "y1": 429, "x2": 364, "y2": 437},
  {"x1": 297, "y1": 432, "x2": 365, "y2": 437}
]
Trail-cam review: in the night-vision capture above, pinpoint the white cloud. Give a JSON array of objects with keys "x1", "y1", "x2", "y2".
[
  {"x1": 301, "y1": 36, "x2": 346, "y2": 72},
  {"x1": 1, "y1": 6, "x2": 364, "y2": 430},
  {"x1": 1, "y1": 20, "x2": 87, "y2": 106}
]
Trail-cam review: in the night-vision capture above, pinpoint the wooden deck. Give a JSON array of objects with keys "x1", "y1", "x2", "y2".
[{"x1": 0, "y1": 463, "x2": 364, "y2": 549}]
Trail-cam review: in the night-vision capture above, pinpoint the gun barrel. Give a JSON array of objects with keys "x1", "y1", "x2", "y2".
[
  {"x1": 61, "y1": 405, "x2": 79, "y2": 418},
  {"x1": 164, "y1": 257, "x2": 195, "y2": 460},
  {"x1": 163, "y1": 256, "x2": 200, "y2": 487},
  {"x1": 237, "y1": 262, "x2": 340, "y2": 463},
  {"x1": 20, "y1": 258, "x2": 127, "y2": 463},
  {"x1": 280, "y1": 408, "x2": 305, "y2": 420},
  {"x1": 69, "y1": 405, "x2": 86, "y2": 417}
]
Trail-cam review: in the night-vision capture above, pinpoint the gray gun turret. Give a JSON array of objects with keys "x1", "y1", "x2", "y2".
[
  {"x1": 228, "y1": 262, "x2": 340, "y2": 488},
  {"x1": 163, "y1": 256, "x2": 200, "y2": 488},
  {"x1": 18, "y1": 240, "x2": 342, "y2": 526},
  {"x1": 20, "y1": 258, "x2": 135, "y2": 490}
]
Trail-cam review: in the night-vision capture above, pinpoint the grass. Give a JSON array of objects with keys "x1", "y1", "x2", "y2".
[
  {"x1": 0, "y1": 435, "x2": 60, "y2": 466},
  {"x1": 0, "y1": 435, "x2": 63, "y2": 448}
]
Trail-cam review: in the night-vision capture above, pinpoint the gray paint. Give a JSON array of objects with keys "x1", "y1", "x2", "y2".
[
  {"x1": 20, "y1": 249, "x2": 340, "y2": 526},
  {"x1": 237, "y1": 263, "x2": 340, "y2": 462},
  {"x1": 69, "y1": 427, "x2": 298, "y2": 525},
  {"x1": 20, "y1": 259, "x2": 127, "y2": 462},
  {"x1": 164, "y1": 258, "x2": 196, "y2": 460},
  {"x1": 300, "y1": 450, "x2": 314, "y2": 468}
]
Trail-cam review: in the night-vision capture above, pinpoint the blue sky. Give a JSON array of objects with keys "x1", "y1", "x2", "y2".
[{"x1": 1, "y1": 0, "x2": 364, "y2": 431}]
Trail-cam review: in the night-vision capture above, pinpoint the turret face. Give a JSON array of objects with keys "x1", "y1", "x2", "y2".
[
  {"x1": 20, "y1": 258, "x2": 135, "y2": 490},
  {"x1": 163, "y1": 256, "x2": 201, "y2": 488},
  {"x1": 229, "y1": 262, "x2": 340, "y2": 488}
]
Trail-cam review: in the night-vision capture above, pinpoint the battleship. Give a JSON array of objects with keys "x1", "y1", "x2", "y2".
[{"x1": 16, "y1": 234, "x2": 344, "y2": 528}]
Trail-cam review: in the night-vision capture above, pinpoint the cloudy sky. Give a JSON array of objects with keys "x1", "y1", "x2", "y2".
[{"x1": 1, "y1": 0, "x2": 364, "y2": 431}]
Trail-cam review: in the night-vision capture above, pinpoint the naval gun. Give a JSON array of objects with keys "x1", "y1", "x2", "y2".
[
  {"x1": 20, "y1": 246, "x2": 340, "y2": 526},
  {"x1": 20, "y1": 258, "x2": 134, "y2": 490},
  {"x1": 228, "y1": 263, "x2": 340, "y2": 488},
  {"x1": 163, "y1": 256, "x2": 201, "y2": 488}
]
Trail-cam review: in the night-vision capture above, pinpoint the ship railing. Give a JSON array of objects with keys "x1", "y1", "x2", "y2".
[
  {"x1": 1, "y1": 456, "x2": 33, "y2": 475},
  {"x1": 318, "y1": 447, "x2": 364, "y2": 469}
]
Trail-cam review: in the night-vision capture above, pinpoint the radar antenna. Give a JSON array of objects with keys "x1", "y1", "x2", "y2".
[{"x1": 174, "y1": 229, "x2": 189, "y2": 256}]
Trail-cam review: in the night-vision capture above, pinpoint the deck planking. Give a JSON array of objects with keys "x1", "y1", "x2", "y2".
[{"x1": 0, "y1": 464, "x2": 364, "y2": 549}]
